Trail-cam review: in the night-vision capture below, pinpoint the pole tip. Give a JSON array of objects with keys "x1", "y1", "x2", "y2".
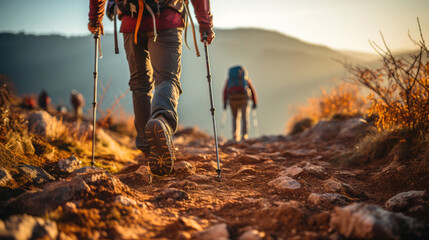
[{"x1": 215, "y1": 169, "x2": 222, "y2": 179}]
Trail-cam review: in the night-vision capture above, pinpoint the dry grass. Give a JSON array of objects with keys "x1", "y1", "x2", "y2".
[
  {"x1": 287, "y1": 83, "x2": 368, "y2": 134},
  {"x1": 332, "y1": 127, "x2": 428, "y2": 166}
]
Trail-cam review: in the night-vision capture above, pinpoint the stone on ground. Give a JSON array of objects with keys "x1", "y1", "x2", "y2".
[
  {"x1": 193, "y1": 223, "x2": 229, "y2": 240},
  {"x1": 17, "y1": 165, "x2": 55, "y2": 185},
  {"x1": 58, "y1": 155, "x2": 82, "y2": 173},
  {"x1": 0, "y1": 166, "x2": 12, "y2": 187},
  {"x1": 0, "y1": 214, "x2": 58, "y2": 240},
  {"x1": 268, "y1": 176, "x2": 301, "y2": 190},
  {"x1": 330, "y1": 203, "x2": 427, "y2": 239},
  {"x1": 385, "y1": 190, "x2": 428, "y2": 215}
]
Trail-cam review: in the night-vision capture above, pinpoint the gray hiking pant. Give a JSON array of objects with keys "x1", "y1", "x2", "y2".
[
  {"x1": 123, "y1": 28, "x2": 183, "y2": 153},
  {"x1": 229, "y1": 96, "x2": 250, "y2": 141}
]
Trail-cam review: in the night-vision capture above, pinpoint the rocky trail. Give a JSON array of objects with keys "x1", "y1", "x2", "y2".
[{"x1": 1, "y1": 112, "x2": 428, "y2": 240}]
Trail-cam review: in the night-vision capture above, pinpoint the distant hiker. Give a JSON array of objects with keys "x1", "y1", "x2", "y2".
[
  {"x1": 70, "y1": 90, "x2": 85, "y2": 122},
  {"x1": 223, "y1": 66, "x2": 258, "y2": 141},
  {"x1": 88, "y1": 0, "x2": 215, "y2": 176},
  {"x1": 23, "y1": 96, "x2": 37, "y2": 110},
  {"x1": 38, "y1": 90, "x2": 51, "y2": 111}
]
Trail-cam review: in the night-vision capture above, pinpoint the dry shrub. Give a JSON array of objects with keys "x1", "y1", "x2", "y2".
[
  {"x1": 96, "y1": 79, "x2": 130, "y2": 129},
  {"x1": 333, "y1": 126, "x2": 429, "y2": 167},
  {"x1": 287, "y1": 83, "x2": 368, "y2": 134},
  {"x1": 0, "y1": 75, "x2": 11, "y2": 108},
  {"x1": 334, "y1": 19, "x2": 429, "y2": 165},
  {"x1": 44, "y1": 116, "x2": 69, "y2": 141},
  {"x1": 39, "y1": 114, "x2": 90, "y2": 144},
  {"x1": 345, "y1": 20, "x2": 429, "y2": 138},
  {"x1": 333, "y1": 130, "x2": 398, "y2": 166},
  {"x1": 108, "y1": 115, "x2": 137, "y2": 138},
  {"x1": 1, "y1": 108, "x2": 34, "y2": 155}
]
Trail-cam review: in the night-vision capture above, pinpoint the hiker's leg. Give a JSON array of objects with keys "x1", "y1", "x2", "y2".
[
  {"x1": 241, "y1": 100, "x2": 250, "y2": 140},
  {"x1": 148, "y1": 28, "x2": 183, "y2": 133},
  {"x1": 229, "y1": 100, "x2": 241, "y2": 141},
  {"x1": 123, "y1": 32, "x2": 153, "y2": 154},
  {"x1": 73, "y1": 107, "x2": 78, "y2": 120},
  {"x1": 77, "y1": 106, "x2": 83, "y2": 119}
]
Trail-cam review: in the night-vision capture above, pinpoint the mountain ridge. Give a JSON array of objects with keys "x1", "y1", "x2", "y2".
[{"x1": 0, "y1": 28, "x2": 376, "y2": 136}]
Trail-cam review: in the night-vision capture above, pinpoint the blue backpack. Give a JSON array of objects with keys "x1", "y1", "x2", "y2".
[{"x1": 227, "y1": 66, "x2": 249, "y2": 95}]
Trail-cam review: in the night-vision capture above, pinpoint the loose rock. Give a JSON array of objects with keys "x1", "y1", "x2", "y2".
[
  {"x1": 238, "y1": 228, "x2": 265, "y2": 240},
  {"x1": 323, "y1": 178, "x2": 368, "y2": 200},
  {"x1": 268, "y1": 176, "x2": 301, "y2": 190},
  {"x1": 179, "y1": 217, "x2": 203, "y2": 231},
  {"x1": 0, "y1": 167, "x2": 12, "y2": 187},
  {"x1": 303, "y1": 162, "x2": 328, "y2": 179},
  {"x1": 8, "y1": 176, "x2": 91, "y2": 215},
  {"x1": 174, "y1": 161, "x2": 196, "y2": 175},
  {"x1": 330, "y1": 203, "x2": 427, "y2": 239},
  {"x1": 155, "y1": 188, "x2": 189, "y2": 201},
  {"x1": 193, "y1": 223, "x2": 229, "y2": 240},
  {"x1": 167, "y1": 180, "x2": 198, "y2": 190},
  {"x1": 233, "y1": 166, "x2": 257, "y2": 177},
  {"x1": 177, "y1": 231, "x2": 192, "y2": 240},
  {"x1": 117, "y1": 165, "x2": 151, "y2": 185},
  {"x1": 307, "y1": 193, "x2": 351, "y2": 207},
  {"x1": 58, "y1": 155, "x2": 82, "y2": 173},
  {"x1": 111, "y1": 224, "x2": 147, "y2": 240},
  {"x1": 0, "y1": 214, "x2": 58, "y2": 240},
  {"x1": 300, "y1": 118, "x2": 367, "y2": 143},
  {"x1": 71, "y1": 166, "x2": 107, "y2": 176},
  {"x1": 115, "y1": 195, "x2": 137, "y2": 206},
  {"x1": 27, "y1": 111, "x2": 53, "y2": 136},
  {"x1": 385, "y1": 190, "x2": 428, "y2": 214},
  {"x1": 17, "y1": 165, "x2": 55, "y2": 185},
  {"x1": 187, "y1": 174, "x2": 211, "y2": 182},
  {"x1": 280, "y1": 165, "x2": 303, "y2": 177}
]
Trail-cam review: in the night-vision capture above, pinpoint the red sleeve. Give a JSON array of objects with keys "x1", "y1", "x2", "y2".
[
  {"x1": 223, "y1": 80, "x2": 228, "y2": 105},
  {"x1": 89, "y1": 0, "x2": 107, "y2": 24},
  {"x1": 248, "y1": 78, "x2": 258, "y2": 105},
  {"x1": 190, "y1": 0, "x2": 213, "y2": 32}
]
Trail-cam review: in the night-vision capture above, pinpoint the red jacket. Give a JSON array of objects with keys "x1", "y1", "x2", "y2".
[
  {"x1": 223, "y1": 78, "x2": 258, "y2": 106},
  {"x1": 89, "y1": 0, "x2": 213, "y2": 33}
]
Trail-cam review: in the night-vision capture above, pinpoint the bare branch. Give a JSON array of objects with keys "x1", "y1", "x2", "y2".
[
  {"x1": 417, "y1": 17, "x2": 426, "y2": 47},
  {"x1": 369, "y1": 40, "x2": 386, "y2": 56}
]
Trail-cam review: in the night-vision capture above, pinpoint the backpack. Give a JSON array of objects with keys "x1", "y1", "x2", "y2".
[
  {"x1": 116, "y1": 0, "x2": 172, "y2": 18},
  {"x1": 227, "y1": 66, "x2": 249, "y2": 95},
  {"x1": 71, "y1": 92, "x2": 85, "y2": 108}
]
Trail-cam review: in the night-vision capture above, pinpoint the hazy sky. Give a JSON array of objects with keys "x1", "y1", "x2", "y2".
[{"x1": 0, "y1": 0, "x2": 428, "y2": 53}]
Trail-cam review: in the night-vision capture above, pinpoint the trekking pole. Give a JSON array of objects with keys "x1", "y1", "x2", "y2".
[
  {"x1": 252, "y1": 109, "x2": 259, "y2": 137},
  {"x1": 203, "y1": 32, "x2": 222, "y2": 178},
  {"x1": 113, "y1": 4, "x2": 119, "y2": 54},
  {"x1": 220, "y1": 108, "x2": 227, "y2": 138},
  {"x1": 91, "y1": 32, "x2": 102, "y2": 166}
]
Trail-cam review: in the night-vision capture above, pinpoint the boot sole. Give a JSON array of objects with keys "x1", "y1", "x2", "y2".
[{"x1": 145, "y1": 119, "x2": 174, "y2": 176}]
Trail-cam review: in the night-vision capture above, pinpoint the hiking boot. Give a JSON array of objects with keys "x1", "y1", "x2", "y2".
[{"x1": 145, "y1": 115, "x2": 175, "y2": 176}]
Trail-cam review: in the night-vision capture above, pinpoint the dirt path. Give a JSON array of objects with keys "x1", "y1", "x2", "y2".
[{"x1": 1, "y1": 119, "x2": 428, "y2": 240}]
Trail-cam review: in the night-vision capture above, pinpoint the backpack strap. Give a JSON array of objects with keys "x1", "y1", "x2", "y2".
[
  {"x1": 144, "y1": 1, "x2": 158, "y2": 42},
  {"x1": 184, "y1": 0, "x2": 200, "y2": 57},
  {"x1": 134, "y1": 0, "x2": 145, "y2": 44},
  {"x1": 134, "y1": 0, "x2": 193, "y2": 47}
]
